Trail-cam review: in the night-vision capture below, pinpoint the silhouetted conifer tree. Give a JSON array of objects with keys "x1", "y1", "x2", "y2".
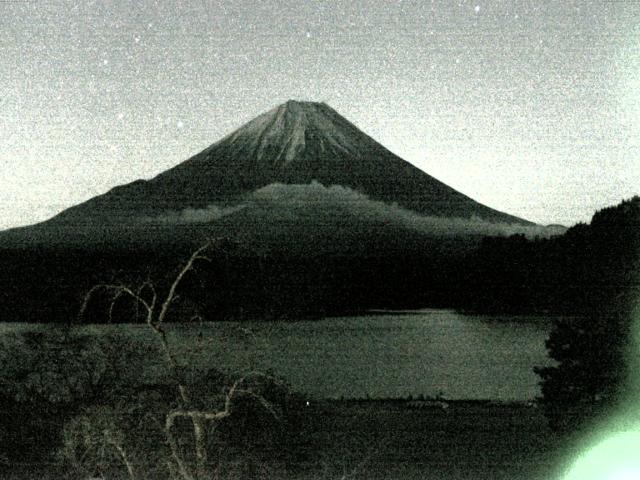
[{"x1": 535, "y1": 197, "x2": 640, "y2": 432}]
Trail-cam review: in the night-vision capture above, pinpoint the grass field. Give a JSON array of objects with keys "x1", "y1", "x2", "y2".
[
  {"x1": 281, "y1": 400, "x2": 566, "y2": 480},
  {"x1": 4, "y1": 400, "x2": 568, "y2": 480}
]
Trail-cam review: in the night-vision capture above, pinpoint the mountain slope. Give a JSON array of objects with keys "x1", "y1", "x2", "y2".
[{"x1": 46, "y1": 100, "x2": 530, "y2": 227}]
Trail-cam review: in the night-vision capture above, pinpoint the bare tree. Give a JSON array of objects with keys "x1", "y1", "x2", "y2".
[{"x1": 77, "y1": 239, "x2": 280, "y2": 480}]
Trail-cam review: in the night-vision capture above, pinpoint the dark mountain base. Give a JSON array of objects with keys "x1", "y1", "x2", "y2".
[
  {"x1": 0, "y1": 242, "x2": 470, "y2": 323},
  {"x1": 0, "y1": 197, "x2": 636, "y2": 324}
]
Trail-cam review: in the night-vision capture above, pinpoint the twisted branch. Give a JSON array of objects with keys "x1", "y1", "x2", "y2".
[{"x1": 78, "y1": 238, "x2": 279, "y2": 480}]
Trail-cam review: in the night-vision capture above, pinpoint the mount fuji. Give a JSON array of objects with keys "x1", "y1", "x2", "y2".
[{"x1": 32, "y1": 100, "x2": 529, "y2": 231}]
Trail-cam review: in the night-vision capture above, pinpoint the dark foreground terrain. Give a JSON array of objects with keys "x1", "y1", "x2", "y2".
[
  {"x1": 296, "y1": 400, "x2": 564, "y2": 480},
  {"x1": 4, "y1": 400, "x2": 566, "y2": 480}
]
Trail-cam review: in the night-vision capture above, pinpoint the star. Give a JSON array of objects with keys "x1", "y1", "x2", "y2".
[
  {"x1": 177, "y1": 120, "x2": 184, "y2": 129},
  {"x1": 474, "y1": 5, "x2": 480, "y2": 13}
]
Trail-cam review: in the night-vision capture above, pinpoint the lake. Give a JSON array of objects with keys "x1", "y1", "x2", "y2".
[{"x1": 2, "y1": 309, "x2": 555, "y2": 401}]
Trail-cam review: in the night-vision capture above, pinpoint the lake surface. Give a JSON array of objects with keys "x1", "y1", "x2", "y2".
[
  {"x1": 2, "y1": 309, "x2": 555, "y2": 401},
  {"x1": 197, "y1": 309, "x2": 554, "y2": 401}
]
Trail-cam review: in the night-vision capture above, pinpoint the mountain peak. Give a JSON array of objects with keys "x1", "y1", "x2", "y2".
[
  {"x1": 217, "y1": 99, "x2": 356, "y2": 167},
  {"x1": 281, "y1": 99, "x2": 326, "y2": 108},
  {"x1": 275, "y1": 100, "x2": 327, "y2": 126},
  {"x1": 272, "y1": 99, "x2": 335, "y2": 123}
]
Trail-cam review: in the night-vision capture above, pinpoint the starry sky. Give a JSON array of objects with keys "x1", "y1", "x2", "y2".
[{"x1": 1, "y1": 0, "x2": 639, "y2": 229}]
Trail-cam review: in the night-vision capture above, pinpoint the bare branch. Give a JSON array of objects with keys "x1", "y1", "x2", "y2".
[
  {"x1": 79, "y1": 284, "x2": 153, "y2": 323},
  {"x1": 166, "y1": 408, "x2": 231, "y2": 430},
  {"x1": 156, "y1": 240, "x2": 214, "y2": 327},
  {"x1": 78, "y1": 238, "x2": 263, "y2": 480},
  {"x1": 108, "y1": 290, "x2": 124, "y2": 324},
  {"x1": 163, "y1": 369, "x2": 280, "y2": 480},
  {"x1": 231, "y1": 389, "x2": 280, "y2": 421},
  {"x1": 104, "y1": 431, "x2": 138, "y2": 480},
  {"x1": 165, "y1": 422, "x2": 196, "y2": 480},
  {"x1": 222, "y1": 371, "x2": 283, "y2": 419},
  {"x1": 138, "y1": 278, "x2": 158, "y2": 310}
]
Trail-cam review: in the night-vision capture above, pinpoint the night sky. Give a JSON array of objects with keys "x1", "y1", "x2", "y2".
[{"x1": 1, "y1": 0, "x2": 638, "y2": 229}]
